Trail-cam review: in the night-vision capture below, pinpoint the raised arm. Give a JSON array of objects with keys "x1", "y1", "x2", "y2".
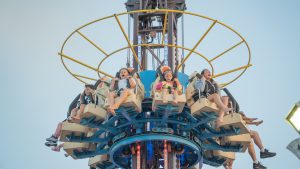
[{"x1": 128, "y1": 76, "x2": 136, "y2": 89}]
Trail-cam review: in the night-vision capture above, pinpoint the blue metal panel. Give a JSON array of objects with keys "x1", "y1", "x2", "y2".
[
  {"x1": 139, "y1": 70, "x2": 156, "y2": 98},
  {"x1": 139, "y1": 70, "x2": 189, "y2": 98}
]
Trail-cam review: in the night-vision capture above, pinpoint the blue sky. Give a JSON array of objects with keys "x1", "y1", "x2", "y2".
[{"x1": 0, "y1": 0, "x2": 300, "y2": 169}]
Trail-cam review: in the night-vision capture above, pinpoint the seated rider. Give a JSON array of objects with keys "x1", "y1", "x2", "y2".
[
  {"x1": 155, "y1": 69, "x2": 182, "y2": 103},
  {"x1": 224, "y1": 111, "x2": 276, "y2": 169},
  {"x1": 72, "y1": 84, "x2": 95, "y2": 121},
  {"x1": 45, "y1": 83, "x2": 101, "y2": 152},
  {"x1": 194, "y1": 69, "x2": 232, "y2": 127},
  {"x1": 107, "y1": 68, "x2": 136, "y2": 115}
]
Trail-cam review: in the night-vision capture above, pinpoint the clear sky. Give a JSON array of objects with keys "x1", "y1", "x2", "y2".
[{"x1": 1, "y1": 0, "x2": 300, "y2": 169}]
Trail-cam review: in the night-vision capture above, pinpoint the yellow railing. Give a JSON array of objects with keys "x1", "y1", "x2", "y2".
[{"x1": 59, "y1": 9, "x2": 251, "y2": 87}]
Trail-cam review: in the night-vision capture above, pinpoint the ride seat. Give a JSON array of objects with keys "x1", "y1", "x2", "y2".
[
  {"x1": 213, "y1": 150, "x2": 235, "y2": 163},
  {"x1": 191, "y1": 98, "x2": 219, "y2": 115},
  {"x1": 88, "y1": 155, "x2": 108, "y2": 168},
  {"x1": 222, "y1": 133, "x2": 251, "y2": 152},
  {"x1": 81, "y1": 103, "x2": 107, "y2": 122},
  {"x1": 63, "y1": 142, "x2": 96, "y2": 159},
  {"x1": 63, "y1": 131, "x2": 96, "y2": 159},
  {"x1": 60, "y1": 122, "x2": 89, "y2": 142},
  {"x1": 203, "y1": 150, "x2": 227, "y2": 166},
  {"x1": 109, "y1": 75, "x2": 145, "y2": 113},
  {"x1": 219, "y1": 113, "x2": 250, "y2": 135},
  {"x1": 152, "y1": 91, "x2": 186, "y2": 113}
]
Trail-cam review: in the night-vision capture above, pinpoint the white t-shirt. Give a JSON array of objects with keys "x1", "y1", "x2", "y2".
[
  {"x1": 118, "y1": 78, "x2": 136, "y2": 90},
  {"x1": 118, "y1": 79, "x2": 128, "y2": 90}
]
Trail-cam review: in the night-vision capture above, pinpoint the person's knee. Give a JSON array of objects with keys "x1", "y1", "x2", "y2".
[
  {"x1": 222, "y1": 96, "x2": 229, "y2": 101},
  {"x1": 122, "y1": 89, "x2": 130, "y2": 96},
  {"x1": 250, "y1": 130, "x2": 258, "y2": 138}
]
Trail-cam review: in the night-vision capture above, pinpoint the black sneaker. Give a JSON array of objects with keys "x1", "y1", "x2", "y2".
[
  {"x1": 46, "y1": 135, "x2": 58, "y2": 142},
  {"x1": 45, "y1": 141, "x2": 57, "y2": 147},
  {"x1": 260, "y1": 149, "x2": 276, "y2": 159},
  {"x1": 253, "y1": 162, "x2": 267, "y2": 169}
]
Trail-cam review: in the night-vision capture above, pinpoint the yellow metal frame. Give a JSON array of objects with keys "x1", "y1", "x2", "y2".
[{"x1": 59, "y1": 9, "x2": 252, "y2": 87}]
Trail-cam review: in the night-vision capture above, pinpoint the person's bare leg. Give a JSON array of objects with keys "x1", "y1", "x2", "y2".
[
  {"x1": 113, "y1": 90, "x2": 130, "y2": 108},
  {"x1": 173, "y1": 90, "x2": 178, "y2": 104},
  {"x1": 223, "y1": 159, "x2": 233, "y2": 169},
  {"x1": 247, "y1": 120, "x2": 264, "y2": 126},
  {"x1": 162, "y1": 89, "x2": 168, "y2": 103},
  {"x1": 107, "y1": 92, "x2": 117, "y2": 114},
  {"x1": 108, "y1": 92, "x2": 116, "y2": 108},
  {"x1": 52, "y1": 143, "x2": 64, "y2": 152},
  {"x1": 73, "y1": 104, "x2": 86, "y2": 120},
  {"x1": 228, "y1": 159, "x2": 234, "y2": 168},
  {"x1": 221, "y1": 96, "x2": 229, "y2": 108},
  {"x1": 54, "y1": 122, "x2": 63, "y2": 138},
  {"x1": 250, "y1": 130, "x2": 264, "y2": 150},
  {"x1": 207, "y1": 94, "x2": 231, "y2": 112},
  {"x1": 248, "y1": 141, "x2": 258, "y2": 162},
  {"x1": 208, "y1": 94, "x2": 229, "y2": 128}
]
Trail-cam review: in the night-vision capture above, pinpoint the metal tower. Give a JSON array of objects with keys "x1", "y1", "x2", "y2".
[{"x1": 125, "y1": 0, "x2": 186, "y2": 71}]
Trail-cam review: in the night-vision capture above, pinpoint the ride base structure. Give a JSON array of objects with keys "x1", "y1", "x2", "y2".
[{"x1": 55, "y1": 1, "x2": 253, "y2": 169}]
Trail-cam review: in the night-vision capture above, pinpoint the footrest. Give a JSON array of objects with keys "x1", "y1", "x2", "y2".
[
  {"x1": 191, "y1": 98, "x2": 218, "y2": 115},
  {"x1": 82, "y1": 103, "x2": 107, "y2": 122},
  {"x1": 152, "y1": 92, "x2": 186, "y2": 113},
  {"x1": 220, "y1": 113, "x2": 250, "y2": 135},
  {"x1": 60, "y1": 122, "x2": 89, "y2": 142}
]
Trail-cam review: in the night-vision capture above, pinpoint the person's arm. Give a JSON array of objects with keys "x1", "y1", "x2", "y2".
[
  {"x1": 110, "y1": 78, "x2": 117, "y2": 91},
  {"x1": 128, "y1": 76, "x2": 136, "y2": 89},
  {"x1": 213, "y1": 80, "x2": 221, "y2": 95},
  {"x1": 174, "y1": 78, "x2": 183, "y2": 94}
]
